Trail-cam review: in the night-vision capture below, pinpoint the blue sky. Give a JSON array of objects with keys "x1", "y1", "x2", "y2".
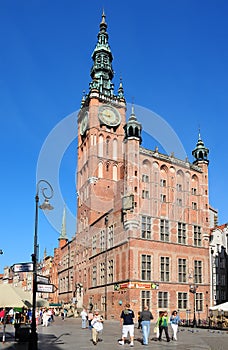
[{"x1": 1, "y1": 0, "x2": 228, "y2": 271}]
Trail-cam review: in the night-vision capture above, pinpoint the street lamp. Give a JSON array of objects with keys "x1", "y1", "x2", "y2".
[
  {"x1": 29, "y1": 180, "x2": 54, "y2": 350},
  {"x1": 189, "y1": 284, "x2": 198, "y2": 328}
]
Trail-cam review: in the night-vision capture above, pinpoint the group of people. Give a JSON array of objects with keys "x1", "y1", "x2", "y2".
[
  {"x1": 120, "y1": 303, "x2": 180, "y2": 346},
  {"x1": 80, "y1": 303, "x2": 181, "y2": 347}
]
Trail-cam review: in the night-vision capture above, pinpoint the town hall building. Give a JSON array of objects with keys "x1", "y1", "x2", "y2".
[{"x1": 61, "y1": 12, "x2": 211, "y2": 321}]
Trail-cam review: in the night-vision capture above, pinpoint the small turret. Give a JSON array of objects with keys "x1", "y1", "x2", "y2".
[
  {"x1": 192, "y1": 131, "x2": 209, "y2": 164},
  {"x1": 124, "y1": 105, "x2": 142, "y2": 144}
]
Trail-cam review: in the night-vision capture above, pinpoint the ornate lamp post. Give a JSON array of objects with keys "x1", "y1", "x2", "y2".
[
  {"x1": 29, "y1": 180, "x2": 54, "y2": 350},
  {"x1": 189, "y1": 284, "x2": 198, "y2": 328}
]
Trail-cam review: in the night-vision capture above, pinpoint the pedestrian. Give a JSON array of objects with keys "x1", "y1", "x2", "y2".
[
  {"x1": 91, "y1": 310, "x2": 104, "y2": 345},
  {"x1": 158, "y1": 311, "x2": 170, "y2": 342},
  {"x1": 140, "y1": 305, "x2": 153, "y2": 345},
  {"x1": 42, "y1": 309, "x2": 49, "y2": 327},
  {"x1": 170, "y1": 310, "x2": 180, "y2": 341},
  {"x1": 119, "y1": 303, "x2": 135, "y2": 347},
  {"x1": 88, "y1": 310, "x2": 94, "y2": 329},
  {"x1": 154, "y1": 311, "x2": 163, "y2": 340},
  {"x1": 80, "y1": 307, "x2": 88, "y2": 329},
  {"x1": 137, "y1": 311, "x2": 142, "y2": 329}
]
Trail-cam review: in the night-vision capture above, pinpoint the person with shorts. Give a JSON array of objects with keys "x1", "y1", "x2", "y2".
[{"x1": 119, "y1": 303, "x2": 135, "y2": 347}]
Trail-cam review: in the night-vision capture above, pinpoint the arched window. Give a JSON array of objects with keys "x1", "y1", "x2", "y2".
[
  {"x1": 98, "y1": 162, "x2": 103, "y2": 178},
  {"x1": 113, "y1": 164, "x2": 117, "y2": 181},
  {"x1": 113, "y1": 139, "x2": 117, "y2": 160},
  {"x1": 98, "y1": 135, "x2": 103, "y2": 157}
]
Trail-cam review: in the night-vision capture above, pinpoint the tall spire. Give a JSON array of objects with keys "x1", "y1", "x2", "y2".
[
  {"x1": 58, "y1": 206, "x2": 68, "y2": 241},
  {"x1": 124, "y1": 103, "x2": 142, "y2": 144},
  {"x1": 89, "y1": 11, "x2": 114, "y2": 96}
]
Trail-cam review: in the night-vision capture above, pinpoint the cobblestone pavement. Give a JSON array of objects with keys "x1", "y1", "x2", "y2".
[{"x1": 1, "y1": 317, "x2": 228, "y2": 350}]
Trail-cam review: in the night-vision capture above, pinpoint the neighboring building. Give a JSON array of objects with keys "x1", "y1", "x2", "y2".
[
  {"x1": 74, "y1": 12, "x2": 212, "y2": 321},
  {"x1": 210, "y1": 224, "x2": 228, "y2": 305}
]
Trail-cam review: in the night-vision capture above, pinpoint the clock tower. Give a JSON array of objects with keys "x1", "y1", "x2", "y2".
[{"x1": 77, "y1": 11, "x2": 126, "y2": 227}]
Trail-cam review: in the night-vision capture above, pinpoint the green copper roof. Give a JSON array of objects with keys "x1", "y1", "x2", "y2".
[
  {"x1": 89, "y1": 11, "x2": 115, "y2": 96},
  {"x1": 192, "y1": 132, "x2": 209, "y2": 164}
]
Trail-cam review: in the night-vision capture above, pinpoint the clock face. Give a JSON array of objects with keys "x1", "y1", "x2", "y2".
[
  {"x1": 98, "y1": 106, "x2": 121, "y2": 127},
  {"x1": 80, "y1": 111, "x2": 89, "y2": 135}
]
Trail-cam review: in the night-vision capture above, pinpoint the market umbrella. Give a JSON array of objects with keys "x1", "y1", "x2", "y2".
[{"x1": 0, "y1": 284, "x2": 48, "y2": 308}]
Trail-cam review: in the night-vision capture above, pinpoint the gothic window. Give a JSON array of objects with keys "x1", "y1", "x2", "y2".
[
  {"x1": 142, "y1": 174, "x2": 149, "y2": 182},
  {"x1": 113, "y1": 139, "x2": 117, "y2": 160},
  {"x1": 113, "y1": 164, "x2": 117, "y2": 181},
  {"x1": 100, "y1": 229, "x2": 105, "y2": 251},
  {"x1": 98, "y1": 162, "x2": 103, "y2": 178},
  {"x1": 106, "y1": 137, "x2": 110, "y2": 156},
  {"x1": 142, "y1": 190, "x2": 149, "y2": 199},
  {"x1": 108, "y1": 225, "x2": 114, "y2": 248},
  {"x1": 98, "y1": 135, "x2": 103, "y2": 157}
]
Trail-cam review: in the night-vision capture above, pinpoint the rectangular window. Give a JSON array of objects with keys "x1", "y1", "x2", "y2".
[
  {"x1": 100, "y1": 229, "x2": 105, "y2": 251},
  {"x1": 177, "y1": 184, "x2": 182, "y2": 192},
  {"x1": 100, "y1": 262, "x2": 105, "y2": 284},
  {"x1": 101, "y1": 295, "x2": 106, "y2": 312},
  {"x1": 160, "y1": 219, "x2": 169, "y2": 241},
  {"x1": 92, "y1": 235, "x2": 97, "y2": 253},
  {"x1": 178, "y1": 222, "x2": 186, "y2": 244},
  {"x1": 178, "y1": 292, "x2": 188, "y2": 309},
  {"x1": 108, "y1": 225, "x2": 114, "y2": 248},
  {"x1": 160, "y1": 256, "x2": 170, "y2": 282},
  {"x1": 160, "y1": 179, "x2": 166, "y2": 187},
  {"x1": 196, "y1": 293, "x2": 203, "y2": 311},
  {"x1": 158, "y1": 291, "x2": 168, "y2": 308},
  {"x1": 141, "y1": 290, "x2": 151, "y2": 309},
  {"x1": 142, "y1": 174, "x2": 149, "y2": 183},
  {"x1": 177, "y1": 198, "x2": 182, "y2": 206},
  {"x1": 192, "y1": 202, "x2": 197, "y2": 210},
  {"x1": 161, "y1": 194, "x2": 166, "y2": 202},
  {"x1": 141, "y1": 216, "x2": 151, "y2": 239},
  {"x1": 178, "y1": 258, "x2": 187, "y2": 282},
  {"x1": 142, "y1": 190, "x2": 149, "y2": 199},
  {"x1": 194, "y1": 260, "x2": 202, "y2": 284},
  {"x1": 194, "y1": 226, "x2": 202, "y2": 247},
  {"x1": 141, "y1": 254, "x2": 151, "y2": 281},
  {"x1": 191, "y1": 188, "x2": 197, "y2": 195},
  {"x1": 92, "y1": 265, "x2": 97, "y2": 287},
  {"x1": 108, "y1": 259, "x2": 114, "y2": 283}
]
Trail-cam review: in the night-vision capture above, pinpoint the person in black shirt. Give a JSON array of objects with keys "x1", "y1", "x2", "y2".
[{"x1": 119, "y1": 303, "x2": 135, "y2": 347}]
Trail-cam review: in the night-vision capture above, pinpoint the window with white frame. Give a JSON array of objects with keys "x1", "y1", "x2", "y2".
[
  {"x1": 196, "y1": 293, "x2": 203, "y2": 311},
  {"x1": 100, "y1": 262, "x2": 105, "y2": 284},
  {"x1": 158, "y1": 291, "x2": 168, "y2": 308},
  {"x1": 178, "y1": 292, "x2": 188, "y2": 309},
  {"x1": 108, "y1": 259, "x2": 114, "y2": 283},
  {"x1": 141, "y1": 254, "x2": 151, "y2": 281},
  {"x1": 141, "y1": 216, "x2": 152, "y2": 239},
  {"x1": 194, "y1": 226, "x2": 202, "y2": 247},
  {"x1": 100, "y1": 229, "x2": 105, "y2": 251},
  {"x1": 141, "y1": 290, "x2": 151, "y2": 309},
  {"x1": 92, "y1": 265, "x2": 97, "y2": 287},
  {"x1": 178, "y1": 222, "x2": 186, "y2": 244},
  {"x1": 108, "y1": 225, "x2": 114, "y2": 248},
  {"x1": 160, "y1": 219, "x2": 169, "y2": 241},
  {"x1": 160, "y1": 256, "x2": 170, "y2": 282},
  {"x1": 178, "y1": 258, "x2": 187, "y2": 282},
  {"x1": 194, "y1": 260, "x2": 202, "y2": 284}
]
